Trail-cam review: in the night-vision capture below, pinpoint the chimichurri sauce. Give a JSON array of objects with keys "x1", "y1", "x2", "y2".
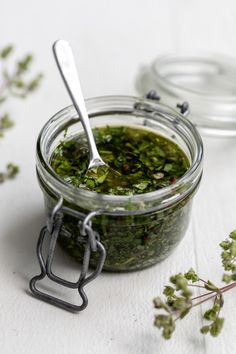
[{"x1": 51, "y1": 126, "x2": 189, "y2": 195}]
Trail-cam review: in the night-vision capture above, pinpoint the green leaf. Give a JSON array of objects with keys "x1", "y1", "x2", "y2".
[
  {"x1": 1, "y1": 45, "x2": 13, "y2": 59},
  {"x1": 166, "y1": 295, "x2": 177, "y2": 306},
  {"x1": 210, "y1": 318, "x2": 224, "y2": 337},
  {"x1": 86, "y1": 179, "x2": 95, "y2": 189},
  {"x1": 0, "y1": 163, "x2": 19, "y2": 183},
  {"x1": 200, "y1": 326, "x2": 210, "y2": 334},
  {"x1": 170, "y1": 274, "x2": 188, "y2": 290},
  {"x1": 13, "y1": 79, "x2": 25, "y2": 88},
  {"x1": 230, "y1": 230, "x2": 236, "y2": 240},
  {"x1": 27, "y1": 73, "x2": 43, "y2": 91},
  {"x1": 163, "y1": 326, "x2": 174, "y2": 340},
  {"x1": 181, "y1": 287, "x2": 192, "y2": 299},
  {"x1": 219, "y1": 240, "x2": 230, "y2": 250},
  {"x1": 222, "y1": 274, "x2": 232, "y2": 283},
  {"x1": 134, "y1": 181, "x2": 149, "y2": 190},
  {"x1": 163, "y1": 286, "x2": 175, "y2": 297},
  {"x1": 184, "y1": 268, "x2": 199, "y2": 283},
  {"x1": 204, "y1": 304, "x2": 220, "y2": 321},
  {"x1": 153, "y1": 297, "x2": 165, "y2": 309},
  {"x1": 6, "y1": 163, "x2": 19, "y2": 178},
  {"x1": 154, "y1": 314, "x2": 175, "y2": 340},
  {"x1": 0, "y1": 113, "x2": 14, "y2": 132},
  {"x1": 180, "y1": 306, "x2": 191, "y2": 319},
  {"x1": 153, "y1": 297, "x2": 171, "y2": 313},
  {"x1": 163, "y1": 163, "x2": 173, "y2": 172},
  {"x1": 154, "y1": 314, "x2": 169, "y2": 328},
  {"x1": 172, "y1": 297, "x2": 187, "y2": 311},
  {"x1": 17, "y1": 54, "x2": 33, "y2": 72},
  {"x1": 230, "y1": 240, "x2": 236, "y2": 257}
]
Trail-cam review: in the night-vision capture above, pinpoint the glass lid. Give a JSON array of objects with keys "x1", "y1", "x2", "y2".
[{"x1": 136, "y1": 54, "x2": 236, "y2": 136}]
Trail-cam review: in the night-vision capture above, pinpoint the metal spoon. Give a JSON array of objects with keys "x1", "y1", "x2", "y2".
[{"x1": 53, "y1": 39, "x2": 110, "y2": 172}]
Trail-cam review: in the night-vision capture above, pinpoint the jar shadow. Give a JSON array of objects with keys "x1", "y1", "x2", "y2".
[
  {"x1": 3, "y1": 209, "x2": 122, "y2": 302},
  {"x1": 3, "y1": 211, "x2": 90, "y2": 287},
  {"x1": 3, "y1": 210, "x2": 45, "y2": 280}
]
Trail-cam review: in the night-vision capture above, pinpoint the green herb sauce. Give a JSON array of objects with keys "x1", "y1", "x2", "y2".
[
  {"x1": 42, "y1": 125, "x2": 195, "y2": 271},
  {"x1": 51, "y1": 126, "x2": 189, "y2": 195}
]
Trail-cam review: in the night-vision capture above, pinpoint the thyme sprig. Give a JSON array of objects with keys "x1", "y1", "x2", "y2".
[
  {"x1": 154, "y1": 230, "x2": 236, "y2": 339},
  {"x1": 0, "y1": 45, "x2": 43, "y2": 103},
  {"x1": 0, "y1": 113, "x2": 13, "y2": 138},
  {"x1": 0, "y1": 44, "x2": 42, "y2": 183},
  {"x1": 0, "y1": 163, "x2": 19, "y2": 183}
]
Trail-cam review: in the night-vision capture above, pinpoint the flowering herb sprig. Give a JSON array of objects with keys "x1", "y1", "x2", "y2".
[
  {"x1": 154, "y1": 230, "x2": 236, "y2": 339},
  {"x1": 0, "y1": 44, "x2": 42, "y2": 182}
]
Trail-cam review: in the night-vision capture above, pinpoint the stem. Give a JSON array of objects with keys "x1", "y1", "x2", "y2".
[
  {"x1": 172, "y1": 281, "x2": 236, "y2": 326},
  {"x1": 214, "y1": 294, "x2": 218, "y2": 305},
  {"x1": 174, "y1": 293, "x2": 217, "y2": 322},
  {"x1": 174, "y1": 314, "x2": 182, "y2": 322},
  {"x1": 0, "y1": 64, "x2": 11, "y2": 97},
  {"x1": 191, "y1": 281, "x2": 236, "y2": 308},
  {"x1": 0, "y1": 81, "x2": 7, "y2": 98},
  {"x1": 220, "y1": 281, "x2": 236, "y2": 293},
  {"x1": 188, "y1": 284, "x2": 206, "y2": 289},
  {"x1": 192, "y1": 293, "x2": 217, "y2": 308},
  {"x1": 198, "y1": 278, "x2": 208, "y2": 285},
  {"x1": 192, "y1": 291, "x2": 214, "y2": 301}
]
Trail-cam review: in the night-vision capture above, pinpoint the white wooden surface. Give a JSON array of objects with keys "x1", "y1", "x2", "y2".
[{"x1": 1, "y1": 1, "x2": 236, "y2": 353}]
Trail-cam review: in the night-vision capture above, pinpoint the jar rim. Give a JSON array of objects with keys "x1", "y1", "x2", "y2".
[{"x1": 36, "y1": 95, "x2": 203, "y2": 214}]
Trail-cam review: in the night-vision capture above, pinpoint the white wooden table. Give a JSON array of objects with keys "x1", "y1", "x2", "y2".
[{"x1": 1, "y1": 1, "x2": 236, "y2": 353}]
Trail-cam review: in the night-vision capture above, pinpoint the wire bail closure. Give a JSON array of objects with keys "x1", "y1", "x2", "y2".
[{"x1": 29, "y1": 196, "x2": 106, "y2": 312}]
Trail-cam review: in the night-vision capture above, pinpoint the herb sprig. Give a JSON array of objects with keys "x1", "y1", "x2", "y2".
[
  {"x1": 154, "y1": 230, "x2": 236, "y2": 339},
  {"x1": 0, "y1": 44, "x2": 42, "y2": 182}
]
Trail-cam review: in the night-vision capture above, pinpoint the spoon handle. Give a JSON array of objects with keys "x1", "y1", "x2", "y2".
[{"x1": 53, "y1": 39, "x2": 104, "y2": 168}]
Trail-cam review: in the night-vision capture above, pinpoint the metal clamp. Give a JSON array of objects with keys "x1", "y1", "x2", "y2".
[
  {"x1": 146, "y1": 90, "x2": 190, "y2": 117},
  {"x1": 29, "y1": 197, "x2": 106, "y2": 312},
  {"x1": 176, "y1": 101, "x2": 190, "y2": 117},
  {"x1": 146, "y1": 90, "x2": 160, "y2": 101}
]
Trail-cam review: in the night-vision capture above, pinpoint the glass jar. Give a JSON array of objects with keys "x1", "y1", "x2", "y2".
[
  {"x1": 36, "y1": 95, "x2": 203, "y2": 272},
  {"x1": 136, "y1": 54, "x2": 236, "y2": 136}
]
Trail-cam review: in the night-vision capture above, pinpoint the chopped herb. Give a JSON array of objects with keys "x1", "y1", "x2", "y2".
[{"x1": 51, "y1": 126, "x2": 189, "y2": 195}]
